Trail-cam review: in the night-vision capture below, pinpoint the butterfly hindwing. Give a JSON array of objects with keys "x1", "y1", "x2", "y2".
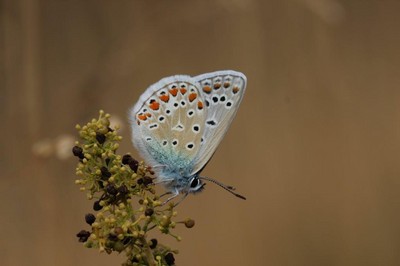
[
  {"x1": 130, "y1": 75, "x2": 207, "y2": 174},
  {"x1": 191, "y1": 70, "x2": 247, "y2": 174}
]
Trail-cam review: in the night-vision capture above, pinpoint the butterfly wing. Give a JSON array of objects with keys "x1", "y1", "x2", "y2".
[
  {"x1": 130, "y1": 75, "x2": 207, "y2": 176},
  {"x1": 191, "y1": 70, "x2": 247, "y2": 174}
]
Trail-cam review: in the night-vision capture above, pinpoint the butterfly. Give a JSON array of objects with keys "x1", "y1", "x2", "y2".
[{"x1": 130, "y1": 70, "x2": 247, "y2": 203}]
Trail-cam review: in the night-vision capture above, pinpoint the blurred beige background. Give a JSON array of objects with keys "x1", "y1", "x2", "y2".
[{"x1": 2, "y1": 0, "x2": 400, "y2": 265}]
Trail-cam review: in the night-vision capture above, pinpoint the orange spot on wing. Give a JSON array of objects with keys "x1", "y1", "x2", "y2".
[
  {"x1": 138, "y1": 114, "x2": 147, "y2": 121},
  {"x1": 149, "y1": 101, "x2": 160, "y2": 110},
  {"x1": 232, "y1": 87, "x2": 240, "y2": 94},
  {"x1": 159, "y1": 94, "x2": 169, "y2": 102},
  {"x1": 146, "y1": 113, "x2": 152, "y2": 117},
  {"x1": 197, "y1": 101, "x2": 203, "y2": 110},
  {"x1": 180, "y1": 88, "x2": 187, "y2": 95},
  {"x1": 169, "y1": 88, "x2": 178, "y2": 96},
  {"x1": 223, "y1": 82, "x2": 230, "y2": 88},
  {"x1": 203, "y1": 86, "x2": 212, "y2": 93},
  {"x1": 188, "y1": 93, "x2": 197, "y2": 102},
  {"x1": 214, "y1": 83, "x2": 221, "y2": 89}
]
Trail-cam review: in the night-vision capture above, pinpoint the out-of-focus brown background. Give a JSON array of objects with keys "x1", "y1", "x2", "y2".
[{"x1": 2, "y1": 1, "x2": 400, "y2": 265}]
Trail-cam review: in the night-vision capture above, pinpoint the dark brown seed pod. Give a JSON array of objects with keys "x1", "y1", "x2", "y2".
[
  {"x1": 72, "y1": 146, "x2": 84, "y2": 159},
  {"x1": 165, "y1": 253, "x2": 175, "y2": 265},
  {"x1": 118, "y1": 184, "x2": 129, "y2": 195},
  {"x1": 128, "y1": 159, "x2": 139, "y2": 172},
  {"x1": 96, "y1": 133, "x2": 106, "y2": 144},
  {"x1": 108, "y1": 233, "x2": 118, "y2": 241},
  {"x1": 122, "y1": 154, "x2": 133, "y2": 165},
  {"x1": 85, "y1": 213, "x2": 96, "y2": 225},
  {"x1": 184, "y1": 218, "x2": 195, "y2": 228},
  {"x1": 149, "y1": 238, "x2": 158, "y2": 249},
  {"x1": 93, "y1": 200, "x2": 103, "y2": 211},
  {"x1": 100, "y1": 167, "x2": 111, "y2": 178},
  {"x1": 76, "y1": 230, "x2": 90, "y2": 242},
  {"x1": 144, "y1": 208, "x2": 154, "y2": 217},
  {"x1": 106, "y1": 184, "x2": 118, "y2": 195}
]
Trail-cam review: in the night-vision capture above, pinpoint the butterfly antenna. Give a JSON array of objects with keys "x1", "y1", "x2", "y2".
[{"x1": 198, "y1": 176, "x2": 246, "y2": 200}]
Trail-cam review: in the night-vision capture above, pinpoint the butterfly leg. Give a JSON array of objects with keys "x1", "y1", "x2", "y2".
[
  {"x1": 161, "y1": 189, "x2": 180, "y2": 205},
  {"x1": 160, "y1": 191, "x2": 189, "y2": 206},
  {"x1": 159, "y1": 191, "x2": 173, "y2": 198},
  {"x1": 172, "y1": 192, "x2": 189, "y2": 207}
]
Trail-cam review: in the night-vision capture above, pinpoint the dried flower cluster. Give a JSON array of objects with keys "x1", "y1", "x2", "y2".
[{"x1": 73, "y1": 110, "x2": 195, "y2": 266}]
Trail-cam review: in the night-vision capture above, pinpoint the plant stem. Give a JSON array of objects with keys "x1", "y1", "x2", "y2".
[{"x1": 139, "y1": 236, "x2": 156, "y2": 266}]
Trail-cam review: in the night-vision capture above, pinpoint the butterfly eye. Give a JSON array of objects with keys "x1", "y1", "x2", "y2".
[{"x1": 190, "y1": 177, "x2": 199, "y2": 188}]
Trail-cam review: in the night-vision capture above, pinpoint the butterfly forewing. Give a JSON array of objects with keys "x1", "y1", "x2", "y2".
[
  {"x1": 191, "y1": 70, "x2": 247, "y2": 174},
  {"x1": 130, "y1": 76, "x2": 207, "y2": 174}
]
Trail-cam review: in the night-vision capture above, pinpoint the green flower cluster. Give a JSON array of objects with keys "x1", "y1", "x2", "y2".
[{"x1": 73, "y1": 110, "x2": 195, "y2": 266}]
